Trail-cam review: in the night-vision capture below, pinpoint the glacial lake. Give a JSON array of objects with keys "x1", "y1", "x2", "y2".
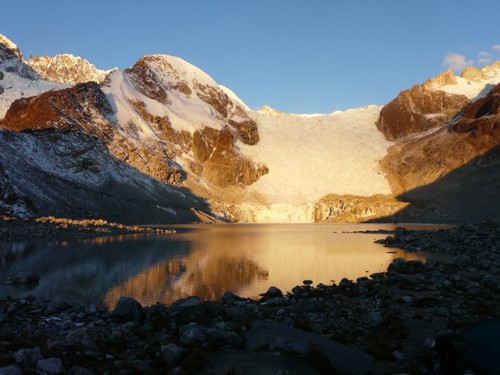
[{"x1": 0, "y1": 223, "x2": 440, "y2": 310}]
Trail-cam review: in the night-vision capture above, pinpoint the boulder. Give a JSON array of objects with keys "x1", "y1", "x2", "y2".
[
  {"x1": 246, "y1": 320, "x2": 373, "y2": 375},
  {"x1": 0, "y1": 366, "x2": 22, "y2": 375},
  {"x1": 36, "y1": 358, "x2": 64, "y2": 374},
  {"x1": 6, "y1": 270, "x2": 39, "y2": 284},
  {"x1": 111, "y1": 296, "x2": 145, "y2": 322},
  {"x1": 13, "y1": 347, "x2": 43, "y2": 368},
  {"x1": 259, "y1": 286, "x2": 283, "y2": 299},
  {"x1": 169, "y1": 296, "x2": 206, "y2": 324},
  {"x1": 160, "y1": 344, "x2": 186, "y2": 366},
  {"x1": 179, "y1": 324, "x2": 208, "y2": 347}
]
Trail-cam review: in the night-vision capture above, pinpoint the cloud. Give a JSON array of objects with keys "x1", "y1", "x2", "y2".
[
  {"x1": 492, "y1": 45, "x2": 500, "y2": 52},
  {"x1": 478, "y1": 51, "x2": 492, "y2": 65},
  {"x1": 443, "y1": 52, "x2": 474, "y2": 72}
]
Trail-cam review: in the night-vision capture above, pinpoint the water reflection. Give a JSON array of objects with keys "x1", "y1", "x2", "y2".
[{"x1": 0, "y1": 224, "x2": 428, "y2": 310}]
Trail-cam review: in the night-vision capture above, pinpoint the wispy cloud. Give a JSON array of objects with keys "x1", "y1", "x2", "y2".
[
  {"x1": 492, "y1": 45, "x2": 500, "y2": 52},
  {"x1": 478, "y1": 51, "x2": 492, "y2": 65},
  {"x1": 443, "y1": 52, "x2": 474, "y2": 72}
]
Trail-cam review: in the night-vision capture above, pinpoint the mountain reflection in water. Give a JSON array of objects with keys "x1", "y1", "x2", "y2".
[{"x1": 0, "y1": 224, "x2": 429, "y2": 310}]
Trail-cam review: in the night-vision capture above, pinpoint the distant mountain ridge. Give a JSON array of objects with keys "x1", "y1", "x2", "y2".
[
  {"x1": 1, "y1": 33, "x2": 500, "y2": 223},
  {"x1": 28, "y1": 54, "x2": 114, "y2": 84}
]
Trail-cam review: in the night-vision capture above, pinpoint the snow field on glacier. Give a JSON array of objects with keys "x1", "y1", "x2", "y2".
[{"x1": 237, "y1": 106, "x2": 394, "y2": 209}]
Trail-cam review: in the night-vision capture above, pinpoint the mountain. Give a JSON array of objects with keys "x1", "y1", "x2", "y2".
[
  {"x1": 28, "y1": 54, "x2": 114, "y2": 84},
  {"x1": 376, "y1": 66, "x2": 500, "y2": 223},
  {"x1": 1, "y1": 33, "x2": 500, "y2": 223}
]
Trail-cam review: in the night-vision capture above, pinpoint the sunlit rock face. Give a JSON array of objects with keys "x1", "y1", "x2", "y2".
[
  {"x1": 376, "y1": 83, "x2": 469, "y2": 140},
  {"x1": 451, "y1": 83, "x2": 500, "y2": 142},
  {"x1": 313, "y1": 194, "x2": 408, "y2": 223},
  {"x1": 1, "y1": 81, "x2": 113, "y2": 132},
  {"x1": 28, "y1": 54, "x2": 113, "y2": 84},
  {"x1": 377, "y1": 62, "x2": 500, "y2": 141}
]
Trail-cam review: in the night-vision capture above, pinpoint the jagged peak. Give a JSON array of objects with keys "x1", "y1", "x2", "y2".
[
  {"x1": 0, "y1": 34, "x2": 24, "y2": 61},
  {"x1": 423, "y1": 69, "x2": 457, "y2": 87},
  {"x1": 28, "y1": 54, "x2": 113, "y2": 84},
  {"x1": 257, "y1": 105, "x2": 285, "y2": 115}
]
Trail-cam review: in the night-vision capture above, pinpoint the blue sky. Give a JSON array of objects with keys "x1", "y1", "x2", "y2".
[{"x1": 3, "y1": 0, "x2": 500, "y2": 113}]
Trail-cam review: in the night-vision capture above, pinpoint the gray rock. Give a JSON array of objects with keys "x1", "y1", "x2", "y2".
[
  {"x1": 206, "y1": 328, "x2": 243, "y2": 348},
  {"x1": 68, "y1": 366, "x2": 95, "y2": 375},
  {"x1": 36, "y1": 358, "x2": 64, "y2": 374},
  {"x1": 6, "y1": 270, "x2": 39, "y2": 284},
  {"x1": 160, "y1": 344, "x2": 186, "y2": 366},
  {"x1": 292, "y1": 299, "x2": 324, "y2": 313},
  {"x1": 0, "y1": 366, "x2": 22, "y2": 375},
  {"x1": 259, "y1": 286, "x2": 283, "y2": 299},
  {"x1": 112, "y1": 296, "x2": 144, "y2": 322},
  {"x1": 179, "y1": 325, "x2": 208, "y2": 347},
  {"x1": 13, "y1": 347, "x2": 43, "y2": 367},
  {"x1": 45, "y1": 300, "x2": 69, "y2": 314},
  {"x1": 222, "y1": 291, "x2": 247, "y2": 302},
  {"x1": 205, "y1": 300, "x2": 224, "y2": 318},
  {"x1": 246, "y1": 319, "x2": 373, "y2": 375},
  {"x1": 169, "y1": 296, "x2": 206, "y2": 324},
  {"x1": 394, "y1": 227, "x2": 406, "y2": 239},
  {"x1": 65, "y1": 328, "x2": 99, "y2": 352}
]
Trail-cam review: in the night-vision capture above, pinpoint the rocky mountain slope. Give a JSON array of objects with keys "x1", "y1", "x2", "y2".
[
  {"x1": 377, "y1": 65, "x2": 500, "y2": 223},
  {"x1": 1, "y1": 33, "x2": 500, "y2": 223}
]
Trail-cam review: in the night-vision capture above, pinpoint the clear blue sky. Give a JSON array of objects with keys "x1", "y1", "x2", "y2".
[{"x1": 3, "y1": 0, "x2": 500, "y2": 113}]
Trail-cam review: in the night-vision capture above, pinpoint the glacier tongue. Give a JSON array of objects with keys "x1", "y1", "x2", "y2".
[{"x1": 238, "y1": 106, "x2": 393, "y2": 205}]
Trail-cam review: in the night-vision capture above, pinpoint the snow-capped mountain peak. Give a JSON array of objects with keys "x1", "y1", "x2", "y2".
[
  {"x1": 0, "y1": 34, "x2": 24, "y2": 61},
  {"x1": 424, "y1": 61, "x2": 500, "y2": 100}
]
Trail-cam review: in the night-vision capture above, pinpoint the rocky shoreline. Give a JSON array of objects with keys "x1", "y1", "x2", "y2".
[
  {"x1": 0, "y1": 216, "x2": 175, "y2": 242},
  {"x1": 1, "y1": 220, "x2": 500, "y2": 374}
]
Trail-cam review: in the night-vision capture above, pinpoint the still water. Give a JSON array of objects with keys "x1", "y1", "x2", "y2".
[{"x1": 0, "y1": 224, "x2": 431, "y2": 310}]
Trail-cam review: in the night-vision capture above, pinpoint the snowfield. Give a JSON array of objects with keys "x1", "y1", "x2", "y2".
[{"x1": 239, "y1": 106, "x2": 393, "y2": 204}]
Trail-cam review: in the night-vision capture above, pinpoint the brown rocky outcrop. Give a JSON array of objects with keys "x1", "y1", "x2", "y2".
[
  {"x1": 28, "y1": 54, "x2": 112, "y2": 84},
  {"x1": 376, "y1": 84, "x2": 469, "y2": 140},
  {"x1": 314, "y1": 194, "x2": 408, "y2": 223},
  {"x1": 124, "y1": 58, "x2": 171, "y2": 105},
  {"x1": 451, "y1": 83, "x2": 500, "y2": 142},
  {"x1": 0, "y1": 84, "x2": 184, "y2": 186},
  {"x1": 0, "y1": 81, "x2": 113, "y2": 132},
  {"x1": 191, "y1": 127, "x2": 268, "y2": 187}
]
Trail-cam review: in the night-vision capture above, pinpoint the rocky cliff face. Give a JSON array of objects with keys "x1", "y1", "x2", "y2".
[
  {"x1": 379, "y1": 82, "x2": 500, "y2": 222},
  {"x1": 376, "y1": 74, "x2": 470, "y2": 141},
  {"x1": 376, "y1": 64, "x2": 500, "y2": 141},
  {"x1": 451, "y1": 83, "x2": 500, "y2": 141},
  {"x1": 28, "y1": 54, "x2": 112, "y2": 84}
]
